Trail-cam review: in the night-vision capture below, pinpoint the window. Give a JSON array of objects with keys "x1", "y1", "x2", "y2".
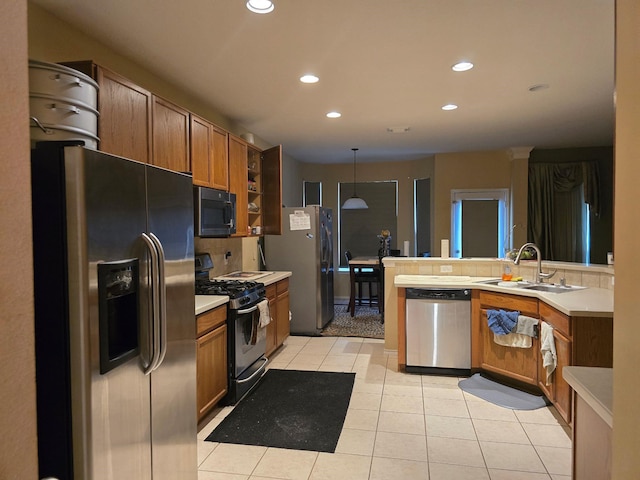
[
  {"x1": 451, "y1": 189, "x2": 509, "y2": 258},
  {"x1": 338, "y1": 181, "x2": 398, "y2": 268},
  {"x1": 303, "y1": 181, "x2": 322, "y2": 206},
  {"x1": 414, "y1": 177, "x2": 431, "y2": 257}
]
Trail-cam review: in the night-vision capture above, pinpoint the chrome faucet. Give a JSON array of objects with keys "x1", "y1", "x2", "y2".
[{"x1": 513, "y1": 242, "x2": 556, "y2": 284}]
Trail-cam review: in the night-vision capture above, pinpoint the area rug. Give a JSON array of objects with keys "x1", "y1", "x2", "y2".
[
  {"x1": 206, "y1": 369, "x2": 355, "y2": 452},
  {"x1": 321, "y1": 304, "x2": 384, "y2": 339},
  {"x1": 459, "y1": 373, "x2": 549, "y2": 410}
]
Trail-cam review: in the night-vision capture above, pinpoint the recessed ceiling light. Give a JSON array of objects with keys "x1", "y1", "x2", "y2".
[
  {"x1": 246, "y1": 0, "x2": 274, "y2": 14},
  {"x1": 442, "y1": 104, "x2": 458, "y2": 111},
  {"x1": 326, "y1": 111, "x2": 341, "y2": 118},
  {"x1": 300, "y1": 74, "x2": 319, "y2": 84},
  {"x1": 529, "y1": 83, "x2": 550, "y2": 92},
  {"x1": 452, "y1": 61, "x2": 474, "y2": 72}
]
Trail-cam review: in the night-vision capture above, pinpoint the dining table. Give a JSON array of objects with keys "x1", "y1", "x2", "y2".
[{"x1": 347, "y1": 256, "x2": 382, "y2": 317}]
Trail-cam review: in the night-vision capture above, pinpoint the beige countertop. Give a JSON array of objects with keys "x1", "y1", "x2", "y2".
[
  {"x1": 195, "y1": 295, "x2": 228, "y2": 315},
  {"x1": 257, "y1": 271, "x2": 292, "y2": 286},
  {"x1": 394, "y1": 274, "x2": 613, "y2": 317},
  {"x1": 563, "y1": 366, "x2": 613, "y2": 428},
  {"x1": 194, "y1": 271, "x2": 292, "y2": 315}
]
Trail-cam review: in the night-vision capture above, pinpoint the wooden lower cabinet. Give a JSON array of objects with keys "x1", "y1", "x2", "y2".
[
  {"x1": 538, "y1": 302, "x2": 613, "y2": 424},
  {"x1": 538, "y1": 320, "x2": 572, "y2": 422},
  {"x1": 476, "y1": 291, "x2": 539, "y2": 387},
  {"x1": 471, "y1": 291, "x2": 613, "y2": 425},
  {"x1": 265, "y1": 284, "x2": 278, "y2": 355},
  {"x1": 276, "y1": 278, "x2": 290, "y2": 346},
  {"x1": 265, "y1": 279, "x2": 290, "y2": 357},
  {"x1": 196, "y1": 306, "x2": 228, "y2": 421}
]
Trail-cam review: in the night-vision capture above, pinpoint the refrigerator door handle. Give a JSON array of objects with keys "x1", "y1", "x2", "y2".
[
  {"x1": 149, "y1": 232, "x2": 168, "y2": 370},
  {"x1": 141, "y1": 232, "x2": 161, "y2": 375}
]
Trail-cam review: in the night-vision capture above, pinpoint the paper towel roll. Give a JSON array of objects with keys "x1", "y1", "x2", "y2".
[
  {"x1": 441, "y1": 239, "x2": 449, "y2": 258},
  {"x1": 403, "y1": 240, "x2": 410, "y2": 257}
]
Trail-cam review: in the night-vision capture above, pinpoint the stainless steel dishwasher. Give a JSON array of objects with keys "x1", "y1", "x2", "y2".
[{"x1": 405, "y1": 288, "x2": 471, "y2": 375}]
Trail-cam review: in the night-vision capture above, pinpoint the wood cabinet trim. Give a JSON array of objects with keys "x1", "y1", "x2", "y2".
[
  {"x1": 196, "y1": 305, "x2": 227, "y2": 337},
  {"x1": 197, "y1": 323, "x2": 227, "y2": 419}
]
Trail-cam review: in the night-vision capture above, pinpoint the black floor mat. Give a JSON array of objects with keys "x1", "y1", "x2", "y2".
[{"x1": 206, "y1": 369, "x2": 355, "y2": 452}]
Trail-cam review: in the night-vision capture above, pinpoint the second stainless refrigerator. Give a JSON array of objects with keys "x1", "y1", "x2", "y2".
[{"x1": 265, "y1": 206, "x2": 334, "y2": 335}]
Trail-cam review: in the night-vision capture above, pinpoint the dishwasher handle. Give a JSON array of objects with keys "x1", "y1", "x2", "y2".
[{"x1": 405, "y1": 288, "x2": 471, "y2": 301}]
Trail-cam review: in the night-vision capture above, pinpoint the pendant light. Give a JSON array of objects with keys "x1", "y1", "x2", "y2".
[{"x1": 342, "y1": 148, "x2": 368, "y2": 210}]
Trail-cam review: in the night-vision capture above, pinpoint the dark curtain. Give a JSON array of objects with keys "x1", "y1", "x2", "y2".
[{"x1": 527, "y1": 162, "x2": 599, "y2": 261}]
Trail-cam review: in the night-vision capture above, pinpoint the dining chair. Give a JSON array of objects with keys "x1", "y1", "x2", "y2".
[{"x1": 345, "y1": 250, "x2": 380, "y2": 309}]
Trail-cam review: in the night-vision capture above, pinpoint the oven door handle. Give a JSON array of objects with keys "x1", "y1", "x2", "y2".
[
  {"x1": 237, "y1": 304, "x2": 259, "y2": 315},
  {"x1": 236, "y1": 357, "x2": 268, "y2": 384}
]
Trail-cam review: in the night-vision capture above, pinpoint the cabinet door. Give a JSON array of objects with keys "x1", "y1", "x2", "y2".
[
  {"x1": 210, "y1": 124, "x2": 229, "y2": 191},
  {"x1": 152, "y1": 95, "x2": 190, "y2": 172},
  {"x1": 537, "y1": 322, "x2": 554, "y2": 402},
  {"x1": 228, "y1": 135, "x2": 248, "y2": 236},
  {"x1": 553, "y1": 329, "x2": 572, "y2": 423},
  {"x1": 276, "y1": 284, "x2": 290, "y2": 346},
  {"x1": 480, "y1": 308, "x2": 539, "y2": 386},
  {"x1": 265, "y1": 284, "x2": 277, "y2": 356},
  {"x1": 96, "y1": 66, "x2": 152, "y2": 164},
  {"x1": 196, "y1": 324, "x2": 227, "y2": 421},
  {"x1": 262, "y1": 145, "x2": 282, "y2": 235},
  {"x1": 190, "y1": 114, "x2": 211, "y2": 187}
]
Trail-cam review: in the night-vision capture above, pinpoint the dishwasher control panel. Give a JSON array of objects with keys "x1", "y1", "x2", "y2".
[{"x1": 405, "y1": 288, "x2": 470, "y2": 301}]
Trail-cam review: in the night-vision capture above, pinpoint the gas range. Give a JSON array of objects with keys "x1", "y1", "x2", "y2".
[
  {"x1": 195, "y1": 279, "x2": 265, "y2": 309},
  {"x1": 194, "y1": 253, "x2": 266, "y2": 309}
]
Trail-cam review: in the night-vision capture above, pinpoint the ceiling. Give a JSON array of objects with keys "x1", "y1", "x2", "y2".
[{"x1": 31, "y1": 0, "x2": 615, "y2": 164}]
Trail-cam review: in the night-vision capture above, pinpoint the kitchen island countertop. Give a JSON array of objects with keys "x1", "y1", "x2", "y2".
[{"x1": 394, "y1": 275, "x2": 613, "y2": 317}]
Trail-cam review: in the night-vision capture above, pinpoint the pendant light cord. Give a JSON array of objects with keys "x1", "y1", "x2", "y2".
[{"x1": 352, "y1": 148, "x2": 359, "y2": 196}]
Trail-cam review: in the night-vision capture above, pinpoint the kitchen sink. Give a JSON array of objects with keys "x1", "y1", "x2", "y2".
[
  {"x1": 474, "y1": 278, "x2": 586, "y2": 293},
  {"x1": 522, "y1": 284, "x2": 586, "y2": 294}
]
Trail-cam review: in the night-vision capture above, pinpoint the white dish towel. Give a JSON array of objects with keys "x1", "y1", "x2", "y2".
[
  {"x1": 540, "y1": 322, "x2": 557, "y2": 385},
  {"x1": 258, "y1": 299, "x2": 272, "y2": 328}
]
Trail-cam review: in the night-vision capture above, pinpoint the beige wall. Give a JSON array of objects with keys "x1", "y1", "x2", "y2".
[
  {"x1": 0, "y1": 0, "x2": 39, "y2": 478},
  {"x1": 613, "y1": 1, "x2": 640, "y2": 477},
  {"x1": 432, "y1": 150, "x2": 521, "y2": 256},
  {"x1": 299, "y1": 157, "x2": 435, "y2": 298}
]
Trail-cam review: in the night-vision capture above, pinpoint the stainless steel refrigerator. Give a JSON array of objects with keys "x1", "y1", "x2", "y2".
[
  {"x1": 265, "y1": 206, "x2": 334, "y2": 335},
  {"x1": 31, "y1": 143, "x2": 196, "y2": 480}
]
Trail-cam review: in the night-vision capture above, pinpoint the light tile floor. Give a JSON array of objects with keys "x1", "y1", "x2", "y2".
[{"x1": 197, "y1": 336, "x2": 572, "y2": 480}]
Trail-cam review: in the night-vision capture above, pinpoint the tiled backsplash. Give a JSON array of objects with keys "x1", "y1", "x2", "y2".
[
  {"x1": 194, "y1": 237, "x2": 244, "y2": 278},
  {"x1": 384, "y1": 258, "x2": 614, "y2": 290}
]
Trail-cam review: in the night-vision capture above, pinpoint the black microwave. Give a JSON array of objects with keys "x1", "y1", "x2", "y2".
[{"x1": 194, "y1": 186, "x2": 236, "y2": 237}]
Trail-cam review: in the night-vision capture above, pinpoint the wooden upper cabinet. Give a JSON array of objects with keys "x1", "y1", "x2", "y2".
[
  {"x1": 152, "y1": 95, "x2": 190, "y2": 172},
  {"x1": 64, "y1": 61, "x2": 153, "y2": 164},
  {"x1": 262, "y1": 145, "x2": 283, "y2": 235},
  {"x1": 228, "y1": 134, "x2": 249, "y2": 236},
  {"x1": 190, "y1": 114, "x2": 229, "y2": 190},
  {"x1": 210, "y1": 124, "x2": 229, "y2": 191},
  {"x1": 190, "y1": 114, "x2": 211, "y2": 186}
]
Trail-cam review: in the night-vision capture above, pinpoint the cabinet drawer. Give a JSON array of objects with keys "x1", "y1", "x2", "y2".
[
  {"x1": 266, "y1": 283, "x2": 277, "y2": 301},
  {"x1": 539, "y1": 302, "x2": 570, "y2": 337},
  {"x1": 196, "y1": 305, "x2": 227, "y2": 337},
  {"x1": 276, "y1": 278, "x2": 289, "y2": 295},
  {"x1": 478, "y1": 291, "x2": 538, "y2": 316}
]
